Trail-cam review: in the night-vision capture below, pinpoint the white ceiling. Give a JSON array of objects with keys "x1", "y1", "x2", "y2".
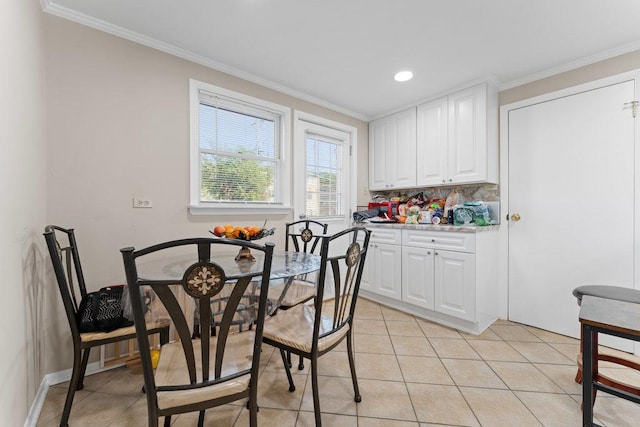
[{"x1": 44, "y1": 0, "x2": 640, "y2": 120}]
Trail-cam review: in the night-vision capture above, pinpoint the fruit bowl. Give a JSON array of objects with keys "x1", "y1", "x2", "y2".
[
  {"x1": 210, "y1": 225, "x2": 276, "y2": 261},
  {"x1": 210, "y1": 225, "x2": 275, "y2": 241}
]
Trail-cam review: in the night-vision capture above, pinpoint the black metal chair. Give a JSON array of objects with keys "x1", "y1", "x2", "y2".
[
  {"x1": 268, "y1": 219, "x2": 328, "y2": 370},
  {"x1": 262, "y1": 226, "x2": 370, "y2": 426},
  {"x1": 121, "y1": 237, "x2": 275, "y2": 427},
  {"x1": 43, "y1": 225, "x2": 170, "y2": 427}
]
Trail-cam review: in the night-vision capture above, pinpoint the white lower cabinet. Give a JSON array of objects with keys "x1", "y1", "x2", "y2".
[
  {"x1": 401, "y1": 245, "x2": 435, "y2": 309},
  {"x1": 360, "y1": 228, "x2": 402, "y2": 299},
  {"x1": 360, "y1": 226, "x2": 498, "y2": 335},
  {"x1": 370, "y1": 243, "x2": 402, "y2": 299},
  {"x1": 402, "y1": 241, "x2": 475, "y2": 321},
  {"x1": 433, "y1": 249, "x2": 475, "y2": 322}
]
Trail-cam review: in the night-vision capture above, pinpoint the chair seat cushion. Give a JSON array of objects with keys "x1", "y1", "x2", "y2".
[
  {"x1": 262, "y1": 304, "x2": 349, "y2": 354},
  {"x1": 268, "y1": 279, "x2": 316, "y2": 308},
  {"x1": 573, "y1": 285, "x2": 640, "y2": 305},
  {"x1": 155, "y1": 331, "x2": 255, "y2": 410},
  {"x1": 80, "y1": 319, "x2": 170, "y2": 343}
]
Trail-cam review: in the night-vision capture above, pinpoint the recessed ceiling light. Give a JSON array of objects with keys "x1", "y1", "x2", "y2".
[{"x1": 394, "y1": 71, "x2": 413, "y2": 82}]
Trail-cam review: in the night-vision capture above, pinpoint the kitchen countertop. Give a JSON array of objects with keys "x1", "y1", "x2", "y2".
[{"x1": 357, "y1": 222, "x2": 500, "y2": 233}]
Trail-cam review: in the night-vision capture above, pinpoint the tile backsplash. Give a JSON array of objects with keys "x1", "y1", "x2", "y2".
[{"x1": 371, "y1": 183, "x2": 499, "y2": 203}]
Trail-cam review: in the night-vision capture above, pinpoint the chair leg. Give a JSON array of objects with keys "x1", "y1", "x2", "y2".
[
  {"x1": 77, "y1": 347, "x2": 91, "y2": 390},
  {"x1": 286, "y1": 350, "x2": 292, "y2": 368},
  {"x1": 197, "y1": 410, "x2": 205, "y2": 427},
  {"x1": 60, "y1": 347, "x2": 87, "y2": 426},
  {"x1": 163, "y1": 415, "x2": 171, "y2": 427},
  {"x1": 279, "y1": 349, "x2": 296, "y2": 392},
  {"x1": 298, "y1": 354, "x2": 305, "y2": 370},
  {"x1": 311, "y1": 356, "x2": 322, "y2": 427},
  {"x1": 248, "y1": 392, "x2": 258, "y2": 427},
  {"x1": 346, "y1": 333, "x2": 361, "y2": 402}
]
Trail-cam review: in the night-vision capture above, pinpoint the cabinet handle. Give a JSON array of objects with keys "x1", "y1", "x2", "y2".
[
  {"x1": 435, "y1": 252, "x2": 439, "y2": 256},
  {"x1": 448, "y1": 178, "x2": 452, "y2": 182},
  {"x1": 427, "y1": 251, "x2": 431, "y2": 255}
]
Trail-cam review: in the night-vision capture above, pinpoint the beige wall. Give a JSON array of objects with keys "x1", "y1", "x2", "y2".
[
  {"x1": 500, "y1": 49, "x2": 640, "y2": 105},
  {"x1": 43, "y1": 15, "x2": 368, "y2": 374},
  {"x1": 0, "y1": 0, "x2": 47, "y2": 423}
]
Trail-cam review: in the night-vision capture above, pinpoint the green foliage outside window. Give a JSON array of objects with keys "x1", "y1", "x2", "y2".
[{"x1": 201, "y1": 155, "x2": 274, "y2": 202}]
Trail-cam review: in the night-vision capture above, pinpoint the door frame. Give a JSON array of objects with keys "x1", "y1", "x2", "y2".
[
  {"x1": 498, "y1": 69, "x2": 640, "y2": 320},
  {"x1": 292, "y1": 110, "x2": 358, "y2": 227}
]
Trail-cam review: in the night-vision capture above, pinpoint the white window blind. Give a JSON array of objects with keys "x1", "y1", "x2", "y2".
[
  {"x1": 305, "y1": 132, "x2": 344, "y2": 217},
  {"x1": 198, "y1": 91, "x2": 282, "y2": 204}
]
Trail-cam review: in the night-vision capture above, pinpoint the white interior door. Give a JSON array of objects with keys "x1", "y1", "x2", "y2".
[
  {"x1": 507, "y1": 78, "x2": 636, "y2": 350},
  {"x1": 293, "y1": 113, "x2": 357, "y2": 299},
  {"x1": 294, "y1": 114, "x2": 354, "y2": 231}
]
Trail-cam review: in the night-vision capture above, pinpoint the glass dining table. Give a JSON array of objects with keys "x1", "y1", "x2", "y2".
[
  {"x1": 132, "y1": 251, "x2": 321, "y2": 337},
  {"x1": 137, "y1": 251, "x2": 321, "y2": 283}
]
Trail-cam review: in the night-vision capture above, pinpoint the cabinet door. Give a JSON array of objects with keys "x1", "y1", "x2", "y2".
[
  {"x1": 368, "y1": 118, "x2": 388, "y2": 190},
  {"x1": 359, "y1": 244, "x2": 374, "y2": 293},
  {"x1": 402, "y1": 246, "x2": 435, "y2": 309},
  {"x1": 417, "y1": 97, "x2": 448, "y2": 186},
  {"x1": 448, "y1": 84, "x2": 487, "y2": 184},
  {"x1": 373, "y1": 244, "x2": 402, "y2": 300},
  {"x1": 386, "y1": 108, "x2": 417, "y2": 189},
  {"x1": 434, "y1": 250, "x2": 475, "y2": 321}
]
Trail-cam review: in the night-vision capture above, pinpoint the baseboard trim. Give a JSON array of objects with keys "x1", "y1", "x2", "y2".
[{"x1": 23, "y1": 361, "x2": 123, "y2": 427}]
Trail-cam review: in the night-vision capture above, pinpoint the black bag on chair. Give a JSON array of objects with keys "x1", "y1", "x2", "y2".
[{"x1": 77, "y1": 285, "x2": 134, "y2": 332}]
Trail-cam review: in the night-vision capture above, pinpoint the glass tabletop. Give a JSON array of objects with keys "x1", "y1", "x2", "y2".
[{"x1": 137, "y1": 251, "x2": 321, "y2": 281}]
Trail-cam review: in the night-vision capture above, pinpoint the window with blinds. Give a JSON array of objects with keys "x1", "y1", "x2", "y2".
[
  {"x1": 305, "y1": 133, "x2": 344, "y2": 217},
  {"x1": 197, "y1": 90, "x2": 283, "y2": 204}
]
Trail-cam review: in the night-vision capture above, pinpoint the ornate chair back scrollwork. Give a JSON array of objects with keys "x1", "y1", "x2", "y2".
[{"x1": 121, "y1": 237, "x2": 275, "y2": 427}]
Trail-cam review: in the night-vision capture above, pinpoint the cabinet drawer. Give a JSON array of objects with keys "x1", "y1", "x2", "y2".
[
  {"x1": 402, "y1": 230, "x2": 475, "y2": 253},
  {"x1": 367, "y1": 227, "x2": 402, "y2": 245}
]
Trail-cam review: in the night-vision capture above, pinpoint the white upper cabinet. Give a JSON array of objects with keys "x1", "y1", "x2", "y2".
[
  {"x1": 368, "y1": 107, "x2": 417, "y2": 190},
  {"x1": 416, "y1": 97, "x2": 448, "y2": 186},
  {"x1": 416, "y1": 82, "x2": 498, "y2": 186}
]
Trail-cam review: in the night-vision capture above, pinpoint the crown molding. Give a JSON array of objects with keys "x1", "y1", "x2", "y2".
[
  {"x1": 500, "y1": 39, "x2": 640, "y2": 91},
  {"x1": 41, "y1": 1, "x2": 369, "y2": 122}
]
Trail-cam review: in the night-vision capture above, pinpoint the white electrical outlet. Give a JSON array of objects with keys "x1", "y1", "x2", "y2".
[{"x1": 132, "y1": 197, "x2": 153, "y2": 208}]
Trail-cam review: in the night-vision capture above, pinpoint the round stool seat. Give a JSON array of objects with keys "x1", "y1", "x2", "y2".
[{"x1": 573, "y1": 285, "x2": 640, "y2": 306}]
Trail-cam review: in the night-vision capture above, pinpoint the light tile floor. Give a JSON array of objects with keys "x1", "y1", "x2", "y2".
[{"x1": 38, "y1": 299, "x2": 640, "y2": 426}]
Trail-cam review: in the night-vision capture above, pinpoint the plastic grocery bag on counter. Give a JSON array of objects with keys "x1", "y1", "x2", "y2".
[{"x1": 465, "y1": 201, "x2": 491, "y2": 226}]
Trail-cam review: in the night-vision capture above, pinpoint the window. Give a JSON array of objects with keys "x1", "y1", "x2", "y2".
[
  {"x1": 189, "y1": 79, "x2": 291, "y2": 215},
  {"x1": 305, "y1": 133, "x2": 344, "y2": 217}
]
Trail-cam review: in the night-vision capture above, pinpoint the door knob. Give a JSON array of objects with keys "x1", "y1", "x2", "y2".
[{"x1": 510, "y1": 213, "x2": 521, "y2": 221}]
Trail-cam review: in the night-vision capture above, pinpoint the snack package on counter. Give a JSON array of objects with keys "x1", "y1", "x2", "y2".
[{"x1": 406, "y1": 206, "x2": 420, "y2": 224}]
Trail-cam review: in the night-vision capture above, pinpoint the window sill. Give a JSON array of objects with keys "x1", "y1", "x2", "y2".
[{"x1": 188, "y1": 204, "x2": 291, "y2": 216}]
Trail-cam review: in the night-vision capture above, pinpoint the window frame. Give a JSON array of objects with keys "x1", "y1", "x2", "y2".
[{"x1": 189, "y1": 79, "x2": 291, "y2": 216}]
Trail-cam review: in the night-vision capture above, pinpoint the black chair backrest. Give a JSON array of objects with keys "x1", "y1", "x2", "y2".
[
  {"x1": 43, "y1": 225, "x2": 89, "y2": 338},
  {"x1": 120, "y1": 237, "x2": 275, "y2": 395},
  {"x1": 285, "y1": 219, "x2": 328, "y2": 254},
  {"x1": 313, "y1": 227, "x2": 370, "y2": 343}
]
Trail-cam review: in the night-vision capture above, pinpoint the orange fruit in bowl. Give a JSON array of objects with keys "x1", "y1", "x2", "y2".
[{"x1": 213, "y1": 225, "x2": 225, "y2": 237}]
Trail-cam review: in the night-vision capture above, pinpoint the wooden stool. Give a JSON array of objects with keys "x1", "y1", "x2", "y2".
[{"x1": 573, "y1": 286, "x2": 640, "y2": 402}]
